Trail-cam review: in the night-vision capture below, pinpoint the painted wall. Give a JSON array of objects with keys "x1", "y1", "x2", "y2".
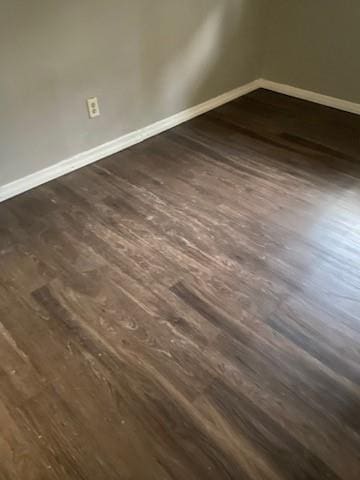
[
  {"x1": 263, "y1": 0, "x2": 360, "y2": 104},
  {"x1": 0, "y1": 0, "x2": 265, "y2": 186}
]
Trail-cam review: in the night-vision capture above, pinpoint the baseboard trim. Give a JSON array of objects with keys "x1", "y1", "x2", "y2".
[
  {"x1": 0, "y1": 79, "x2": 261, "y2": 203},
  {"x1": 2, "y1": 77, "x2": 359, "y2": 203},
  {"x1": 258, "y1": 79, "x2": 360, "y2": 116}
]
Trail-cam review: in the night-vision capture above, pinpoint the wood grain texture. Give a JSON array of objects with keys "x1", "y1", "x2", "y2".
[{"x1": 0, "y1": 89, "x2": 360, "y2": 479}]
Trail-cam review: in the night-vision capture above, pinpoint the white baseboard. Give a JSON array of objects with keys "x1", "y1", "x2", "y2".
[
  {"x1": 1, "y1": 77, "x2": 359, "y2": 203},
  {"x1": 0, "y1": 79, "x2": 261, "y2": 203},
  {"x1": 258, "y1": 79, "x2": 360, "y2": 116}
]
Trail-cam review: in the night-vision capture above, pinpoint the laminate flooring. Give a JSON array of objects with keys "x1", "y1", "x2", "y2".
[{"x1": 1, "y1": 89, "x2": 360, "y2": 479}]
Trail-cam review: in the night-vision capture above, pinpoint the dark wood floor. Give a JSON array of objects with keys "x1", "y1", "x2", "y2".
[{"x1": 1, "y1": 89, "x2": 360, "y2": 479}]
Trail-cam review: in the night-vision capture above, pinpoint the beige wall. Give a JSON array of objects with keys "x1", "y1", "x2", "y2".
[
  {"x1": 2, "y1": 1, "x2": 359, "y2": 189},
  {"x1": 263, "y1": 0, "x2": 360, "y2": 104},
  {"x1": 0, "y1": 0, "x2": 265, "y2": 186}
]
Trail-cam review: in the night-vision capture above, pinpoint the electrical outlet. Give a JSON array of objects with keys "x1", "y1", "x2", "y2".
[{"x1": 87, "y1": 97, "x2": 100, "y2": 119}]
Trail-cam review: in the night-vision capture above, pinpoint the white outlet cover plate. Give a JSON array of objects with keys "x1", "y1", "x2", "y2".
[{"x1": 87, "y1": 97, "x2": 100, "y2": 118}]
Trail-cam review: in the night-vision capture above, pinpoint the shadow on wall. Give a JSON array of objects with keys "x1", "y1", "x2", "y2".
[{"x1": 138, "y1": 0, "x2": 263, "y2": 126}]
